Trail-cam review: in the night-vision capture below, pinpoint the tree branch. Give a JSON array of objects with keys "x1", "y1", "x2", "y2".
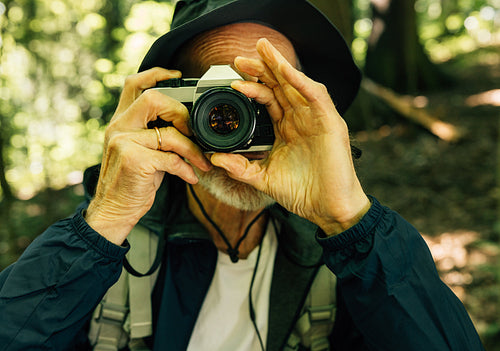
[{"x1": 361, "y1": 78, "x2": 463, "y2": 142}]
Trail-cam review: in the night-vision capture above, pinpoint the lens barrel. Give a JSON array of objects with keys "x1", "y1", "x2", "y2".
[{"x1": 191, "y1": 87, "x2": 256, "y2": 152}]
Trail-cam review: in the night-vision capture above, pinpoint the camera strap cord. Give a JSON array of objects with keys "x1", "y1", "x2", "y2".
[
  {"x1": 187, "y1": 183, "x2": 267, "y2": 351},
  {"x1": 187, "y1": 183, "x2": 266, "y2": 264}
]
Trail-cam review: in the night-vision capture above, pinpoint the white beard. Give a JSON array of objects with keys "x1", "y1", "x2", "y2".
[{"x1": 194, "y1": 166, "x2": 276, "y2": 212}]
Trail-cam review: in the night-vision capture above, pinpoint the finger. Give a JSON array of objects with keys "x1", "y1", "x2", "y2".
[
  {"x1": 114, "y1": 67, "x2": 182, "y2": 118},
  {"x1": 234, "y1": 55, "x2": 293, "y2": 112},
  {"x1": 257, "y1": 38, "x2": 331, "y2": 109},
  {"x1": 279, "y1": 59, "x2": 334, "y2": 108},
  {"x1": 256, "y1": 39, "x2": 308, "y2": 107},
  {"x1": 234, "y1": 56, "x2": 278, "y2": 88},
  {"x1": 139, "y1": 127, "x2": 212, "y2": 172},
  {"x1": 231, "y1": 80, "x2": 283, "y2": 122},
  {"x1": 150, "y1": 149, "x2": 199, "y2": 184},
  {"x1": 156, "y1": 127, "x2": 212, "y2": 172},
  {"x1": 119, "y1": 89, "x2": 191, "y2": 135},
  {"x1": 210, "y1": 153, "x2": 266, "y2": 191}
]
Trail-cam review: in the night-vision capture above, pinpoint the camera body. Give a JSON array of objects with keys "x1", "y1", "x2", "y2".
[{"x1": 150, "y1": 65, "x2": 274, "y2": 153}]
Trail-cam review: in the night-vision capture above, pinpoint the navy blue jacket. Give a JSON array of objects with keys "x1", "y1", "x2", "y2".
[{"x1": 0, "y1": 170, "x2": 485, "y2": 350}]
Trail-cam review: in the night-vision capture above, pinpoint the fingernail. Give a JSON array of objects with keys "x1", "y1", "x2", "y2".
[
  {"x1": 261, "y1": 39, "x2": 275, "y2": 58},
  {"x1": 190, "y1": 176, "x2": 199, "y2": 184},
  {"x1": 204, "y1": 154, "x2": 213, "y2": 171},
  {"x1": 231, "y1": 80, "x2": 243, "y2": 89},
  {"x1": 204, "y1": 163, "x2": 212, "y2": 172}
]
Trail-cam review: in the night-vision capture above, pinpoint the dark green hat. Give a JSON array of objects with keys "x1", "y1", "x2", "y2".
[{"x1": 139, "y1": 0, "x2": 361, "y2": 115}]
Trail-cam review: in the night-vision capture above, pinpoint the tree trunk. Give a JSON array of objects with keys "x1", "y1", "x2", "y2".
[
  {"x1": 364, "y1": 0, "x2": 446, "y2": 93},
  {"x1": 0, "y1": 0, "x2": 15, "y2": 203},
  {"x1": 0, "y1": 128, "x2": 14, "y2": 203}
]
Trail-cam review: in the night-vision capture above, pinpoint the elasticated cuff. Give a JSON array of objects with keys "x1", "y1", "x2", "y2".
[
  {"x1": 71, "y1": 210, "x2": 130, "y2": 260},
  {"x1": 315, "y1": 195, "x2": 384, "y2": 251}
]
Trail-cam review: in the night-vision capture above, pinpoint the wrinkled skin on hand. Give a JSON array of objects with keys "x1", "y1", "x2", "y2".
[
  {"x1": 210, "y1": 38, "x2": 371, "y2": 235},
  {"x1": 85, "y1": 68, "x2": 212, "y2": 245}
]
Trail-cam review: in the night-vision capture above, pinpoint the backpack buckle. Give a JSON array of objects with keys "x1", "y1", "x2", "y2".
[
  {"x1": 308, "y1": 304, "x2": 335, "y2": 323},
  {"x1": 96, "y1": 301, "x2": 129, "y2": 325}
]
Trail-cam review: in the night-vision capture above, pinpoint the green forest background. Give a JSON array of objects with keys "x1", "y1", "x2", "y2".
[{"x1": 1, "y1": 0, "x2": 499, "y2": 348}]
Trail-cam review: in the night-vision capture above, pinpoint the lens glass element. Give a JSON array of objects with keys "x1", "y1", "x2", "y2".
[{"x1": 209, "y1": 104, "x2": 240, "y2": 134}]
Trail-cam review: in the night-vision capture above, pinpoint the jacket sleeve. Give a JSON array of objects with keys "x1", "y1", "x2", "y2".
[
  {"x1": 0, "y1": 208, "x2": 129, "y2": 351},
  {"x1": 316, "y1": 196, "x2": 484, "y2": 351}
]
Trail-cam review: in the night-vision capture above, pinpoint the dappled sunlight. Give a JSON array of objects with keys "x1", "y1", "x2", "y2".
[
  {"x1": 466, "y1": 89, "x2": 500, "y2": 107},
  {"x1": 412, "y1": 95, "x2": 429, "y2": 108},
  {"x1": 419, "y1": 2, "x2": 500, "y2": 63},
  {"x1": 423, "y1": 229, "x2": 500, "y2": 338},
  {"x1": 429, "y1": 120, "x2": 462, "y2": 141},
  {"x1": 423, "y1": 231, "x2": 479, "y2": 271},
  {"x1": 423, "y1": 231, "x2": 499, "y2": 301}
]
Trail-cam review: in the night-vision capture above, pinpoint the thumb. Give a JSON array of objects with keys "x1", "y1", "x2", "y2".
[{"x1": 210, "y1": 153, "x2": 265, "y2": 189}]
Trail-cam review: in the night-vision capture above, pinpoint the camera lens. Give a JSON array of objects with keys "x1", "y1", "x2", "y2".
[
  {"x1": 191, "y1": 87, "x2": 256, "y2": 152},
  {"x1": 209, "y1": 104, "x2": 240, "y2": 134}
]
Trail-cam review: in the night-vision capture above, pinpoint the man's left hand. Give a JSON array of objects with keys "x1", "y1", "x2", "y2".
[{"x1": 209, "y1": 38, "x2": 371, "y2": 235}]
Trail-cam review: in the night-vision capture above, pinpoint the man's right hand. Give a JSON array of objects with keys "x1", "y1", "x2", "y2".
[{"x1": 85, "y1": 68, "x2": 212, "y2": 245}]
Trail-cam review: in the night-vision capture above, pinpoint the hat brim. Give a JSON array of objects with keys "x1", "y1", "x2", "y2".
[{"x1": 138, "y1": 0, "x2": 361, "y2": 115}]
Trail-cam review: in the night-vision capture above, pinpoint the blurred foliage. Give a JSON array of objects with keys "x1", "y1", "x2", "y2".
[
  {"x1": 0, "y1": 0, "x2": 174, "y2": 200},
  {"x1": 351, "y1": 0, "x2": 500, "y2": 66}
]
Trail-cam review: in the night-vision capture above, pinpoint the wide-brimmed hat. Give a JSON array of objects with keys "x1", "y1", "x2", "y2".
[{"x1": 138, "y1": 0, "x2": 361, "y2": 115}]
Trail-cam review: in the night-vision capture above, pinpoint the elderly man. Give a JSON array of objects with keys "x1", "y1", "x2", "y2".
[{"x1": 0, "y1": 0, "x2": 484, "y2": 350}]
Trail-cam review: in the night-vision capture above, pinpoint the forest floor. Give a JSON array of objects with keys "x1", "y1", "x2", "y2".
[
  {"x1": 350, "y1": 46, "x2": 500, "y2": 349},
  {"x1": 0, "y1": 46, "x2": 499, "y2": 348}
]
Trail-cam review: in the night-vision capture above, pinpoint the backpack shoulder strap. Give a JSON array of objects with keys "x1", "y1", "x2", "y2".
[
  {"x1": 284, "y1": 264, "x2": 337, "y2": 351},
  {"x1": 88, "y1": 224, "x2": 159, "y2": 351},
  {"x1": 127, "y1": 225, "x2": 160, "y2": 339},
  {"x1": 88, "y1": 266, "x2": 129, "y2": 351}
]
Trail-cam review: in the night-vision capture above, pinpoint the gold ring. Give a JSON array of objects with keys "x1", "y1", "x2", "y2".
[{"x1": 154, "y1": 127, "x2": 162, "y2": 150}]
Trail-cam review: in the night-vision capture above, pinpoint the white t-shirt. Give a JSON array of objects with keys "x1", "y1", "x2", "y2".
[{"x1": 186, "y1": 220, "x2": 279, "y2": 351}]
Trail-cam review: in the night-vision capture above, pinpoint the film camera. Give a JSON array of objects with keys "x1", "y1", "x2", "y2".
[{"x1": 150, "y1": 65, "x2": 274, "y2": 153}]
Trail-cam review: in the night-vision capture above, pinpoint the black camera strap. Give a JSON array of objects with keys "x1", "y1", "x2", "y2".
[{"x1": 187, "y1": 183, "x2": 266, "y2": 263}]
